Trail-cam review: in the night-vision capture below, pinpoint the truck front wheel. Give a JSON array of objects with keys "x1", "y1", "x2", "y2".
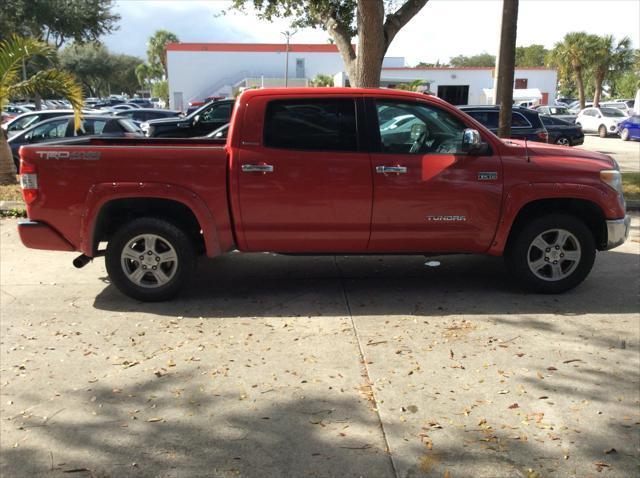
[
  {"x1": 505, "y1": 214, "x2": 596, "y2": 293},
  {"x1": 105, "y1": 218, "x2": 195, "y2": 301}
]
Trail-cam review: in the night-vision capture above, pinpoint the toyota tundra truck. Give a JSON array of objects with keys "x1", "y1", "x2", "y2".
[{"x1": 17, "y1": 88, "x2": 630, "y2": 301}]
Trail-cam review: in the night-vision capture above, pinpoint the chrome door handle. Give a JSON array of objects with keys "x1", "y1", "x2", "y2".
[
  {"x1": 376, "y1": 165, "x2": 407, "y2": 174},
  {"x1": 242, "y1": 164, "x2": 274, "y2": 173}
]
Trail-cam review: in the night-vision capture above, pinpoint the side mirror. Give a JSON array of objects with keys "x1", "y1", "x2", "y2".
[
  {"x1": 410, "y1": 123, "x2": 426, "y2": 140},
  {"x1": 461, "y1": 128, "x2": 485, "y2": 154}
]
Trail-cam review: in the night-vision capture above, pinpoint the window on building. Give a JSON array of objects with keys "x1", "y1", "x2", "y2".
[
  {"x1": 295, "y1": 58, "x2": 305, "y2": 79},
  {"x1": 515, "y1": 78, "x2": 528, "y2": 89},
  {"x1": 264, "y1": 99, "x2": 357, "y2": 151}
]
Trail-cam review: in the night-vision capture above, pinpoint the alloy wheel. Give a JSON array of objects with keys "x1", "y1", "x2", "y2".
[{"x1": 527, "y1": 228, "x2": 581, "y2": 282}]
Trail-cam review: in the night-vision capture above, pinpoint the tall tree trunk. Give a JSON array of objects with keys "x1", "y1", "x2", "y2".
[
  {"x1": 0, "y1": 129, "x2": 18, "y2": 185},
  {"x1": 355, "y1": 0, "x2": 386, "y2": 87},
  {"x1": 496, "y1": 0, "x2": 519, "y2": 139},
  {"x1": 576, "y1": 66, "x2": 585, "y2": 110},
  {"x1": 593, "y1": 71, "x2": 605, "y2": 107}
]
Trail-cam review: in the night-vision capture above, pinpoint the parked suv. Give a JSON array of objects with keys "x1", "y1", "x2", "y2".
[
  {"x1": 144, "y1": 99, "x2": 234, "y2": 138},
  {"x1": 576, "y1": 107, "x2": 627, "y2": 138},
  {"x1": 459, "y1": 106, "x2": 548, "y2": 143}
]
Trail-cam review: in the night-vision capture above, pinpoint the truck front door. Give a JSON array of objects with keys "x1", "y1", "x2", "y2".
[
  {"x1": 367, "y1": 98, "x2": 503, "y2": 253},
  {"x1": 235, "y1": 96, "x2": 373, "y2": 252}
]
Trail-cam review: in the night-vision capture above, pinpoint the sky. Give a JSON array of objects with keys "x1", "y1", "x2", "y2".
[{"x1": 104, "y1": 0, "x2": 640, "y2": 66}]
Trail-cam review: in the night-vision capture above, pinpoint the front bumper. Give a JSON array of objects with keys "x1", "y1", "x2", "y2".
[
  {"x1": 604, "y1": 215, "x2": 631, "y2": 250},
  {"x1": 18, "y1": 220, "x2": 75, "y2": 251}
]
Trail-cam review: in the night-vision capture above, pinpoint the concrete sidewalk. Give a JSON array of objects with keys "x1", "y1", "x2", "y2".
[{"x1": 1, "y1": 216, "x2": 639, "y2": 477}]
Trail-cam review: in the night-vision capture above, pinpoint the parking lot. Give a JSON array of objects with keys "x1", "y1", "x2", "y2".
[
  {"x1": 578, "y1": 134, "x2": 640, "y2": 172},
  {"x1": 1, "y1": 215, "x2": 638, "y2": 478}
]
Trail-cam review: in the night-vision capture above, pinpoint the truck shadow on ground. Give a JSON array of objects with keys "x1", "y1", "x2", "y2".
[
  {"x1": 2, "y1": 361, "x2": 638, "y2": 478},
  {"x1": 93, "y1": 248, "x2": 639, "y2": 319}
]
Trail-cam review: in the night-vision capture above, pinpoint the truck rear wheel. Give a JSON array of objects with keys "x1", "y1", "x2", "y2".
[
  {"x1": 505, "y1": 214, "x2": 596, "y2": 293},
  {"x1": 105, "y1": 218, "x2": 194, "y2": 301}
]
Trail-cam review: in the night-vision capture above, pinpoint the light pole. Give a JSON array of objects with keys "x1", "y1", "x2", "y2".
[{"x1": 282, "y1": 31, "x2": 296, "y2": 87}]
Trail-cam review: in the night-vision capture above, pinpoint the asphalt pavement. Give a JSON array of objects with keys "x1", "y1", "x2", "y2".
[
  {"x1": 1, "y1": 216, "x2": 639, "y2": 477},
  {"x1": 577, "y1": 134, "x2": 640, "y2": 172}
]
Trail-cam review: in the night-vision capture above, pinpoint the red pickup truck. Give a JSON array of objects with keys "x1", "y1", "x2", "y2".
[{"x1": 17, "y1": 88, "x2": 630, "y2": 301}]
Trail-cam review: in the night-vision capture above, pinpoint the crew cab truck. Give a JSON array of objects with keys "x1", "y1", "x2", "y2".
[{"x1": 17, "y1": 88, "x2": 630, "y2": 301}]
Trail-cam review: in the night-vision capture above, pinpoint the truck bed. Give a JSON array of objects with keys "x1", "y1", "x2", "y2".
[{"x1": 20, "y1": 135, "x2": 233, "y2": 256}]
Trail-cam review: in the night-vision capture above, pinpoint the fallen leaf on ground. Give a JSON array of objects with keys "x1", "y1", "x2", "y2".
[
  {"x1": 508, "y1": 403, "x2": 519, "y2": 409},
  {"x1": 604, "y1": 448, "x2": 617, "y2": 454},
  {"x1": 147, "y1": 417, "x2": 163, "y2": 422}
]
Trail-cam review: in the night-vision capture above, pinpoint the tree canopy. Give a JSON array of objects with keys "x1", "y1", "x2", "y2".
[
  {"x1": 226, "y1": 0, "x2": 429, "y2": 87},
  {"x1": 515, "y1": 44, "x2": 548, "y2": 67},
  {"x1": 449, "y1": 53, "x2": 495, "y2": 67},
  {"x1": 60, "y1": 43, "x2": 142, "y2": 97},
  {"x1": 0, "y1": 0, "x2": 120, "y2": 48}
]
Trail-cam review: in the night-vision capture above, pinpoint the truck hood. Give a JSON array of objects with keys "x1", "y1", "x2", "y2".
[{"x1": 504, "y1": 139, "x2": 617, "y2": 169}]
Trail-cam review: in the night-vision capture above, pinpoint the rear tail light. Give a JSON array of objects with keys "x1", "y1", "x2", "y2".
[
  {"x1": 20, "y1": 160, "x2": 38, "y2": 205},
  {"x1": 537, "y1": 131, "x2": 549, "y2": 142}
]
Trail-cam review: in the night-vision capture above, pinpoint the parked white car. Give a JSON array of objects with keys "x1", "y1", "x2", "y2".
[{"x1": 575, "y1": 107, "x2": 627, "y2": 137}]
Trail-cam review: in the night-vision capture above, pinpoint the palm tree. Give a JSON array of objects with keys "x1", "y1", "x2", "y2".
[
  {"x1": 396, "y1": 80, "x2": 430, "y2": 92},
  {"x1": 146, "y1": 30, "x2": 179, "y2": 79},
  {"x1": 590, "y1": 35, "x2": 633, "y2": 107},
  {"x1": 135, "y1": 63, "x2": 153, "y2": 90},
  {"x1": 309, "y1": 74, "x2": 334, "y2": 87},
  {"x1": 0, "y1": 35, "x2": 83, "y2": 185},
  {"x1": 548, "y1": 32, "x2": 595, "y2": 110}
]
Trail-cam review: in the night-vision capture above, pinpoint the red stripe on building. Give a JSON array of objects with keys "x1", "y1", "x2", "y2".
[{"x1": 166, "y1": 43, "x2": 342, "y2": 53}]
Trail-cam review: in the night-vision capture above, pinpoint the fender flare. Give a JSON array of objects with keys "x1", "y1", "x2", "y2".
[
  {"x1": 487, "y1": 182, "x2": 610, "y2": 256},
  {"x1": 80, "y1": 182, "x2": 222, "y2": 258}
]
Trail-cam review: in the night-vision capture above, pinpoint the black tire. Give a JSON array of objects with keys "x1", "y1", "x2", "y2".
[
  {"x1": 621, "y1": 128, "x2": 630, "y2": 141},
  {"x1": 598, "y1": 124, "x2": 607, "y2": 138},
  {"x1": 505, "y1": 214, "x2": 596, "y2": 294},
  {"x1": 555, "y1": 136, "x2": 571, "y2": 146},
  {"x1": 105, "y1": 217, "x2": 195, "y2": 301}
]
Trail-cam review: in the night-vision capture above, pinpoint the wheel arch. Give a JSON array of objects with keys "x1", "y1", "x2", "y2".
[
  {"x1": 82, "y1": 183, "x2": 223, "y2": 258},
  {"x1": 504, "y1": 198, "x2": 607, "y2": 253}
]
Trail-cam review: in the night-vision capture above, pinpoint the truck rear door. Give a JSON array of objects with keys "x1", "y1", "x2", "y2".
[
  {"x1": 366, "y1": 97, "x2": 503, "y2": 253},
  {"x1": 234, "y1": 95, "x2": 372, "y2": 252}
]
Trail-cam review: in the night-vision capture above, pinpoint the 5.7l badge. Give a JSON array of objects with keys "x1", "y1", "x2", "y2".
[{"x1": 477, "y1": 171, "x2": 498, "y2": 181}]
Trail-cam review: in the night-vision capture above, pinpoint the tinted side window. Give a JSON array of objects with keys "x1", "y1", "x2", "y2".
[
  {"x1": 375, "y1": 100, "x2": 467, "y2": 154},
  {"x1": 466, "y1": 111, "x2": 499, "y2": 129},
  {"x1": 202, "y1": 103, "x2": 232, "y2": 123},
  {"x1": 264, "y1": 99, "x2": 357, "y2": 151},
  {"x1": 511, "y1": 112, "x2": 531, "y2": 128}
]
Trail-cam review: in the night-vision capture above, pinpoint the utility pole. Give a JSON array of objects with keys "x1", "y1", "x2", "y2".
[
  {"x1": 281, "y1": 31, "x2": 296, "y2": 87},
  {"x1": 495, "y1": 0, "x2": 519, "y2": 138}
]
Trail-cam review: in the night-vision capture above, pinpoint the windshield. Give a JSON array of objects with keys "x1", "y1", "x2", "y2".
[
  {"x1": 601, "y1": 107, "x2": 626, "y2": 118},
  {"x1": 549, "y1": 107, "x2": 569, "y2": 115}
]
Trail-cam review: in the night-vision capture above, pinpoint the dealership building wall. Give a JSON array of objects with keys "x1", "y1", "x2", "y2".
[{"x1": 166, "y1": 43, "x2": 558, "y2": 110}]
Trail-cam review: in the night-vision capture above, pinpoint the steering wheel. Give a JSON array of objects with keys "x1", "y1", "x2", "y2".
[{"x1": 409, "y1": 127, "x2": 429, "y2": 154}]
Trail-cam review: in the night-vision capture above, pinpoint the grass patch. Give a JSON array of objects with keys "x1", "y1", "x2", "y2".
[
  {"x1": 623, "y1": 172, "x2": 640, "y2": 201},
  {"x1": 0, "y1": 183, "x2": 22, "y2": 202}
]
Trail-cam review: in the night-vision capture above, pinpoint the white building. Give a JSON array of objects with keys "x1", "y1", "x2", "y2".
[
  {"x1": 375, "y1": 66, "x2": 557, "y2": 106},
  {"x1": 166, "y1": 42, "x2": 558, "y2": 110},
  {"x1": 166, "y1": 43, "x2": 346, "y2": 110}
]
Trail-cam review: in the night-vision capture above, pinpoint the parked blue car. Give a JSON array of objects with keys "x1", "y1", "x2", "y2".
[{"x1": 618, "y1": 115, "x2": 640, "y2": 141}]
